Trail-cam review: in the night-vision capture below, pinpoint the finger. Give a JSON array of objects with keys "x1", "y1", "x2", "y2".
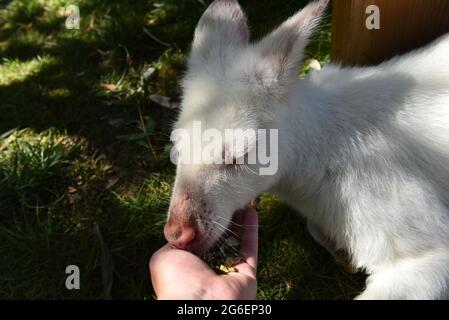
[
  {"x1": 149, "y1": 243, "x2": 176, "y2": 272},
  {"x1": 150, "y1": 243, "x2": 210, "y2": 274},
  {"x1": 239, "y1": 207, "x2": 259, "y2": 271},
  {"x1": 149, "y1": 244, "x2": 175, "y2": 287},
  {"x1": 150, "y1": 243, "x2": 218, "y2": 296}
]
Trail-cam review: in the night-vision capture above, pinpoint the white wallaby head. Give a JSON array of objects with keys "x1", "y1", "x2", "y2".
[{"x1": 164, "y1": 0, "x2": 328, "y2": 253}]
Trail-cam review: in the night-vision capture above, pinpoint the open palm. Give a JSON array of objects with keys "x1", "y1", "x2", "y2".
[{"x1": 150, "y1": 208, "x2": 258, "y2": 300}]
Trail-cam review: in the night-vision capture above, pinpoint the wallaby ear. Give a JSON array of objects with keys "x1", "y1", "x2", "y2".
[
  {"x1": 191, "y1": 0, "x2": 249, "y2": 60},
  {"x1": 254, "y1": 0, "x2": 328, "y2": 85}
]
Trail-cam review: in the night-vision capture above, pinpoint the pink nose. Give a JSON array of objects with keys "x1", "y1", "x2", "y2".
[
  {"x1": 164, "y1": 196, "x2": 198, "y2": 249},
  {"x1": 164, "y1": 222, "x2": 197, "y2": 249}
]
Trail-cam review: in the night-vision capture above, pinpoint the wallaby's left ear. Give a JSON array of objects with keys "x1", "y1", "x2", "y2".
[
  {"x1": 191, "y1": 0, "x2": 249, "y2": 60},
  {"x1": 255, "y1": 0, "x2": 328, "y2": 84}
]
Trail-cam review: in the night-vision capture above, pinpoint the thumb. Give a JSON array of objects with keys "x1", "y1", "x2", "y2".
[{"x1": 238, "y1": 208, "x2": 259, "y2": 271}]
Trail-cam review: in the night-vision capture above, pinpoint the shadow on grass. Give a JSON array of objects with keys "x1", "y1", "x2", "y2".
[
  {"x1": 255, "y1": 196, "x2": 366, "y2": 300},
  {"x1": 0, "y1": 0, "x2": 196, "y2": 300},
  {"x1": 0, "y1": 0, "x2": 189, "y2": 172}
]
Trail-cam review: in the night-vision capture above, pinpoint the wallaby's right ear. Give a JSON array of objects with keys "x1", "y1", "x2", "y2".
[
  {"x1": 253, "y1": 0, "x2": 328, "y2": 88},
  {"x1": 191, "y1": 0, "x2": 249, "y2": 60}
]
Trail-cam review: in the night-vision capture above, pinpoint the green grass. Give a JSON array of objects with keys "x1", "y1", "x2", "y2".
[{"x1": 0, "y1": 0, "x2": 366, "y2": 299}]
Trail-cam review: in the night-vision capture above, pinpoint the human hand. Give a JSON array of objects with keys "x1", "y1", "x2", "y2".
[{"x1": 150, "y1": 208, "x2": 258, "y2": 300}]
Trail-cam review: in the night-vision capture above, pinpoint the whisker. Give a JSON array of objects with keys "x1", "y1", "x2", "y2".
[
  {"x1": 212, "y1": 221, "x2": 240, "y2": 239},
  {"x1": 241, "y1": 164, "x2": 259, "y2": 176},
  {"x1": 215, "y1": 216, "x2": 260, "y2": 228},
  {"x1": 215, "y1": 216, "x2": 244, "y2": 227}
]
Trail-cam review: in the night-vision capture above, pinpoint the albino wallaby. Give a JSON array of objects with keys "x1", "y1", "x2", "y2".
[{"x1": 164, "y1": 0, "x2": 449, "y2": 299}]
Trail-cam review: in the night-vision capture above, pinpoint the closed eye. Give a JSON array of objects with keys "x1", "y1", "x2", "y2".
[
  {"x1": 221, "y1": 146, "x2": 250, "y2": 170},
  {"x1": 221, "y1": 155, "x2": 249, "y2": 172}
]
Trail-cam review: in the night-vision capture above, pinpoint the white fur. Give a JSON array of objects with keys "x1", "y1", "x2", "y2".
[{"x1": 170, "y1": 0, "x2": 449, "y2": 299}]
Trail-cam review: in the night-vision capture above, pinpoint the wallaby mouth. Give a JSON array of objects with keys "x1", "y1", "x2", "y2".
[
  {"x1": 203, "y1": 203, "x2": 253, "y2": 253},
  {"x1": 201, "y1": 204, "x2": 254, "y2": 271},
  {"x1": 166, "y1": 200, "x2": 253, "y2": 255}
]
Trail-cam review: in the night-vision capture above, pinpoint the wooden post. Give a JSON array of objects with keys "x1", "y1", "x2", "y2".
[{"x1": 331, "y1": 0, "x2": 449, "y2": 66}]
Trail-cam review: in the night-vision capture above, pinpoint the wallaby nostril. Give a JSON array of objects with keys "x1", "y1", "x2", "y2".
[
  {"x1": 165, "y1": 197, "x2": 199, "y2": 249},
  {"x1": 172, "y1": 226, "x2": 196, "y2": 249},
  {"x1": 164, "y1": 226, "x2": 181, "y2": 242},
  {"x1": 164, "y1": 221, "x2": 197, "y2": 250}
]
